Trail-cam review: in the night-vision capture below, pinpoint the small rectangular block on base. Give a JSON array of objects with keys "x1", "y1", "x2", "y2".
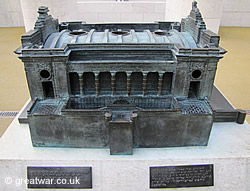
[{"x1": 109, "y1": 111, "x2": 133, "y2": 155}]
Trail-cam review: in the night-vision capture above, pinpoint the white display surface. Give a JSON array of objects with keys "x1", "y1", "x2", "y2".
[{"x1": 0, "y1": 100, "x2": 249, "y2": 191}]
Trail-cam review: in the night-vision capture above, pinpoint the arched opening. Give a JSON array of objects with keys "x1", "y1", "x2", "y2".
[
  {"x1": 146, "y1": 72, "x2": 159, "y2": 95},
  {"x1": 42, "y1": 81, "x2": 54, "y2": 98},
  {"x1": 188, "y1": 81, "x2": 200, "y2": 98},
  {"x1": 131, "y1": 72, "x2": 143, "y2": 95},
  {"x1": 162, "y1": 72, "x2": 173, "y2": 95},
  {"x1": 83, "y1": 72, "x2": 95, "y2": 95},
  {"x1": 99, "y1": 72, "x2": 112, "y2": 95},
  {"x1": 69, "y1": 72, "x2": 80, "y2": 95},
  {"x1": 115, "y1": 72, "x2": 127, "y2": 95}
]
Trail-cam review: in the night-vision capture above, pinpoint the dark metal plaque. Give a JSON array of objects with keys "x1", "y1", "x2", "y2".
[
  {"x1": 150, "y1": 164, "x2": 214, "y2": 188},
  {"x1": 27, "y1": 166, "x2": 92, "y2": 189}
]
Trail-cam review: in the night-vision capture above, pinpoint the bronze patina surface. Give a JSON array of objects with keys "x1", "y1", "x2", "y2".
[{"x1": 15, "y1": 2, "x2": 245, "y2": 155}]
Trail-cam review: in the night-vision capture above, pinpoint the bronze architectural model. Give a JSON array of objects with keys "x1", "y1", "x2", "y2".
[{"x1": 15, "y1": 2, "x2": 245, "y2": 155}]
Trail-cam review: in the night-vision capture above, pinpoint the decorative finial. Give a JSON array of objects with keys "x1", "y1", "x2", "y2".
[
  {"x1": 38, "y1": 6, "x2": 49, "y2": 15},
  {"x1": 192, "y1": 1, "x2": 198, "y2": 10},
  {"x1": 35, "y1": 6, "x2": 50, "y2": 29}
]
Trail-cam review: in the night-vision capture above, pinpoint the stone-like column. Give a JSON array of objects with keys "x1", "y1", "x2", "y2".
[
  {"x1": 157, "y1": 72, "x2": 164, "y2": 96},
  {"x1": 94, "y1": 72, "x2": 100, "y2": 96},
  {"x1": 142, "y1": 72, "x2": 148, "y2": 96},
  {"x1": 126, "y1": 72, "x2": 132, "y2": 96},
  {"x1": 111, "y1": 72, "x2": 116, "y2": 96},
  {"x1": 78, "y1": 72, "x2": 84, "y2": 96}
]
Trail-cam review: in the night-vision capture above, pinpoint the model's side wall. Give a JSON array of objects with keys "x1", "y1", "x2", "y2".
[
  {"x1": 28, "y1": 110, "x2": 109, "y2": 147},
  {"x1": 28, "y1": 110, "x2": 213, "y2": 148},
  {"x1": 134, "y1": 110, "x2": 213, "y2": 147}
]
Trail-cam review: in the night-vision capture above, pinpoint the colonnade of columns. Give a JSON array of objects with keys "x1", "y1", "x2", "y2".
[{"x1": 69, "y1": 71, "x2": 173, "y2": 96}]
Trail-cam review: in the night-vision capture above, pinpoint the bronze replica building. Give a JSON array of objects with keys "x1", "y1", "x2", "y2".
[{"x1": 16, "y1": 2, "x2": 242, "y2": 155}]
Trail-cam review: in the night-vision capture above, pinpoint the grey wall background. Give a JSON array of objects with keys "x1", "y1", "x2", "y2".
[
  {"x1": 0, "y1": 0, "x2": 24, "y2": 27},
  {"x1": 0, "y1": 0, "x2": 250, "y2": 31},
  {"x1": 220, "y1": 0, "x2": 250, "y2": 27}
]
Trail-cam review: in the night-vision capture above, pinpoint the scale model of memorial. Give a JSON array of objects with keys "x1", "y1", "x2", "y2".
[{"x1": 15, "y1": 2, "x2": 245, "y2": 155}]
